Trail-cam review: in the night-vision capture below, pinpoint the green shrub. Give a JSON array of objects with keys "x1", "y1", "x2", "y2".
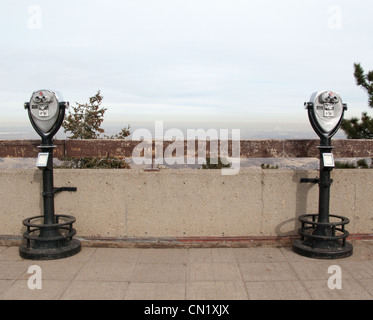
[
  {"x1": 201, "y1": 157, "x2": 231, "y2": 169},
  {"x1": 334, "y1": 161, "x2": 356, "y2": 169},
  {"x1": 55, "y1": 157, "x2": 130, "y2": 169},
  {"x1": 261, "y1": 163, "x2": 279, "y2": 169},
  {"x1": 335, "y1": 158, "x2": 373, "y2": 169},
  {"x1": 357, "y1": 159, "x2": 369, "y2": 168}
]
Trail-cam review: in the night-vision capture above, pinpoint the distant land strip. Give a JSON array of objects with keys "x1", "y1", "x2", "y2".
[{"x1": 1, "y1": 139, "x2": 373, "y2": 159}]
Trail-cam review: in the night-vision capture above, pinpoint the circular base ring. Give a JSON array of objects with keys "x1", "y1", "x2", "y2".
[
  {"x1": 293, "y1": 239, "x2": 353, "y2": 259},
  {"x1": 19, "y1": 239, "x2": 81, "y2": 260}
]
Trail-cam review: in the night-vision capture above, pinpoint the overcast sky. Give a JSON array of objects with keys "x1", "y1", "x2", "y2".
[{"x1": 1, "y1": 0, "x2": 373, "y2": 136}]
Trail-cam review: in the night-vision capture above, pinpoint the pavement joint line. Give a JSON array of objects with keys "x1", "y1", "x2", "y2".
[{"x1": 0, "y1": 244, "x2": 373, "y2": 300}]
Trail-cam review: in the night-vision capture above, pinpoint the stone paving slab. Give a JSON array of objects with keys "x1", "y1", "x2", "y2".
[{"x1": 0, "y1": 243, "x2": 373, "y2": 300}]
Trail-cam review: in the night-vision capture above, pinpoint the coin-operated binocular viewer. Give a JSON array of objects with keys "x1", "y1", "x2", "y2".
[
  {"x1": 293, "y1": 91, "x2": 353, "y2": 259},
  {"x1": 19, "y1": 90, "x2": 81, "y2": 260}
]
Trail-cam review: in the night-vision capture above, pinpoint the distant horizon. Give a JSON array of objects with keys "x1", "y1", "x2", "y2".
[{"x1": 0, "y1": 119, "x2": 347, "y2": 140}]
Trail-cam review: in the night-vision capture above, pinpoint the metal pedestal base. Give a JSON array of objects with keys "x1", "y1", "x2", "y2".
[
  {"x1": 19, "y1": 214, "x2": 81, "y2": 260},
  {"x1": 293, "y1": 214, "x2": 353, "y2": 259},
  {"x1": 293, "y1": 239, "x2": 353, "y2": 259},
  {"x1": 19, "y1": 239, "x2": 81, "y2": 260}
]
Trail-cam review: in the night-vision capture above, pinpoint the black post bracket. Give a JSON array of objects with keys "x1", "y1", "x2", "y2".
[
  {"x1": 300, "y1": 178, "x2": 319, "y2": 184},
  {"x1": 300, "y1": 178, "x2": 333, "y2": 186},
  {"x1": 54, "y1": 187, "x2": 77, "y2": 195},
  {"x1": 42, "y1": 187, "x2": 77, "y2": 197}
]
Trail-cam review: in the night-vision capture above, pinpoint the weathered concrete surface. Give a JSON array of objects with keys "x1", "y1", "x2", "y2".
[{"x1": 0, "y1": 169, "x2": 372, "y2": 244}]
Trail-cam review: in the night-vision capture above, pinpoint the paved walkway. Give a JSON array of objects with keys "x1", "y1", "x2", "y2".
[{"x1": 0, "y1": 242, "x2": 373, "y2": 300}]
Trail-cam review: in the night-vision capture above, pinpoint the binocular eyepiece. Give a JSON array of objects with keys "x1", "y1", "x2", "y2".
[
  {"x1": 24, "y1": 89, "x2": 69, "y2": 139},
  {"x1": 319, "y1": 91, "x2": 339, "y2": 104}
]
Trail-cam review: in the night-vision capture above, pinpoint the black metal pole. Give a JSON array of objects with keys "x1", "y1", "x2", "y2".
[
  {"x1": 41, "y1": 136, "x2": 55, "y2": 226},
  {"x1": 39, "y1": 136, "x2": 61, "y2": 242},
  {"x1": 293, "y1": 135, "x2": 353, "y2": 258},
  {"x1": 317, "y1": 138, "x2": 333, "y2": 228}
]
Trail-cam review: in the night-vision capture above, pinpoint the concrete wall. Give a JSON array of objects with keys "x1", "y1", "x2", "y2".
[{"x1": 0, "y1": 169, "x2": 372, "y2": 244}]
